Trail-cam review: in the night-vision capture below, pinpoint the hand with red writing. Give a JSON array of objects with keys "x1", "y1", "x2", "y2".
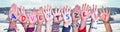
[
  {"x1": 18, "y1": 6, "x2": 27, "y2": 24},
  {"x1": 80, "y1": 4, "x2": 91, "y2": 21},
  {"x1": 78, "y1": 4, "x2": 91, "y2": 30},
  {"x1": 99, "y1": 6, "x2": 112, "y2": 32},
  {"x1": 36, "y1": 7, "x2": 45, "y2": 32},
  {"x1": 37, "y1": 7, "x2": 45, "y2": 23},
  {"x1": 99, "y1": 6, "x2": 110, "y2": 23},
  {"x1": 28, "y1": 10, "x2": 37, "y2": 24}
]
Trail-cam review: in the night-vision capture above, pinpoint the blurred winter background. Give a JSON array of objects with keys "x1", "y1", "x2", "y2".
[{"x1": 0, "y1": 0, "x2": 120, "y2": 32}]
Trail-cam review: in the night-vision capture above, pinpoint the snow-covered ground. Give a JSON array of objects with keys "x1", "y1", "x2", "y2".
[{"x1": 0, "y1": 14, "x2": 120, "y2": 32}]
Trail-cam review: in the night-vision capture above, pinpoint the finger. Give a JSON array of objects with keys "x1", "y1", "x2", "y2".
[
  {"x1": 68, "y1": 7, "x2": 71, "y2": 13},
  {"x1": 66, "y1": 5, "x2": 69, "y2": 12},
  {"x1": 43, "y1": 5, "x2": 46, "y2": 13},
  {"x1": 51, "y1": 9, "x2": 54, "y2": 15},
  {"x1": 108, "y1": 9, "x2": 111, "y2": 15},
  {"x1": 59, "y1": 7, "x2": 62, "y2": 13},
  {"x1": 49, "y1": 5, "x2": 52, "y2": 12},
  {"x1": 61, "y1": 8, "x2": 64, "y2": 14},
  {"x1": 40, "y1": 6, "x2": 44, "y2": 13},
  {"x1": 86, "y1": 4, "x2": 89, "y2": 11},
  {"x1": 42, "y1": 7, "x2": 44, "y2": 13},
  {"x1": 55, "y1": 8, "x2": 57, "y2": 13},
  {"x1": 84, "y1": 3, "x2": 87, "y2": 11},
  {"x1": 95, "y1": 5, "x2": 98, "y2": 11},
  {"x1": 46, "y1": 5, "x2": 49, "y2": 12},
  {"x1": 63, "y1": 6, "x2": 66, "y2": 14},
  {"x1": 20, "y1": 6, "x2": 25, "y2": 13},
  {"x1": 102, "y1": 6, "x2": 105, "y2": 13},
  {"x1": 92, "y1": 5, "x2": 95, "y2": 13},
  {"x1": 106, "y1": 7, "x2": 109, "y2": 13},
  {"x1": 58, "y1": 8, "x2": 60, "y2": 13},
  {"x1": 82, "y1": 4, "x2": 84, "y2": 11},
  {"x1": 43, "y1": 8, "x2": 46, "y2": 14}
]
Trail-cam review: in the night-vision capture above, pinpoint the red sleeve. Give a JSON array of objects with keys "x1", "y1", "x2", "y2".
[{"x1": 78, "y1": 26, "x2": 86, "y2": 32}]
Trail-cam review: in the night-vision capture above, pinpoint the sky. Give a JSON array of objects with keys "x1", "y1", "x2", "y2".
[{"x1": 0, "y1": 0, "x2": 120, "y2": 9}]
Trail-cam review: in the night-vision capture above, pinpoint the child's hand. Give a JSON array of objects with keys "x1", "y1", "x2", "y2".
[
  {"x1": 99, "y1": 6, "x2": 110, "y2": 23},
  {"x1": 37, "y1": 7, "x2": 45, "y2": 23},
  {"x1": 80, "y1": 4, "x2": 91, "y2": 21},
  {"x1": 91, "y1": 5, "x2": 99, "y2": 20},
  {"x1": 18, "y1": 6, "x2": 27, "y2": 24},
  {"x1": 44, "y1": 5, "x2": 53, "y2": 21},
  {"x1": 53, "y1": 7, "x2": 63, "y2": 23}
]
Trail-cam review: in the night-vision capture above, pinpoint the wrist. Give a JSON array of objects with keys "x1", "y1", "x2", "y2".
[
  {"x1": 104, "y1": 22, "x2": 110, "y2": 25},
  {"x1": 64, "y1": 21, "x2": 71, "y2": 27},
  {"x1": 103, "y1": 21, "x2": 110, "y2": 24}
]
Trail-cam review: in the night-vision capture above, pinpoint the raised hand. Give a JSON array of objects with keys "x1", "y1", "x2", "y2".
[
  {"x1": 43, "y1": 5, "x2": 53, "y2": 32},
  {"x1": 78, "y1": 4, "x2": 91, "y2": 31},
  {"x1": 99, "y1": 6, "x2": 112, "y2": 32},
  {"x1": 62, "y1": 5, "x2": 72, "y2": 27},
  {"x1": 89, "y1": 5, "x2": 98, "y2": 32},
  {"x1": 18, "y1": 6, "x2": 27, "y2": 24},
  {"x1": 36, "y1": 7, "x2": 45, "y2": 32},
  {"x1": 91, "y1": 5, "x2": 99, "y2": 20},
  {"x1": 8, "y1": 3, "x2": 19, "y2": 21},
  {"x1": 80, "y1": 4, "x2": 91, "y2": 21},
  {"x1": 62, "y1": 6, "x2": 72, "y2": 22},
  {"x1": 99, "y1": 6, "x2": 110, "y2": 23},
  {"x1": 37, "y1": 7, "x2": 45, "y2": 22},
  {"x1": 28, "y1": 10, "x2": 37, "y2": 24},
  {"x1": 44, "y1": 5, "x2": 53, "y2": 21},
  {"x1": 53, "y1": 7, "x2": 63, "y2": 23},
  {"x1": 72, "y1": 5, "x2": 80, "y2": 32},
  {"x1": 72, "y1": 5, "x2": 80, "y2": 21},
  {"x1": 8, "y1": 3, "x2": 19, "y2": 31}
]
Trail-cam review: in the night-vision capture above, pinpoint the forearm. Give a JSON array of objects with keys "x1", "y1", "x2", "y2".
[
  {"x1": 89, "y1": 20, "x2": 97, "y2": 32},
  {"x1": 104, "y1": 22, "x2": 112, "y2": 32},
  {"x1": 36, "y1": 23, "x2": 42, "y2": 32},
  {"x1": 72, "y1": 20, "x2": 79, "y2": 32},
  {"x1": 46, "y1": 20, "x2": 52, "y2": 32},
  {"x1": 80, "y1": 20, "x2": 86, "y2": 30}
]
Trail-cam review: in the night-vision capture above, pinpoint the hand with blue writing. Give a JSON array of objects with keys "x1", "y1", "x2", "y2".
[
  {"x1": 28, "y1": 10, "x2": 37, "y2": 24},
  {"x1": 8, "y1": 3, "x2": 19, "y2": 21},
  {"x1": 8, "y1": 3, "x2": 19, "y2": 31},
  {"x1": 89, "y1": 5, "x2": 98, "y2": 32},
  {"x1": 91, "y1": 5, "x2": 99, "y2": 20},
  {"x1": 62, "y1": 6, "x2": 72, "y2": 27},
  {"x1": 62, "y1": 6, "x2": 72, "y2": 22},
  {"x1": 43, "y1": 5, "x2": 53, "y2": 32},
  {"x1": 44, "y1": 5, "x2": 53, "y2": 21}
]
